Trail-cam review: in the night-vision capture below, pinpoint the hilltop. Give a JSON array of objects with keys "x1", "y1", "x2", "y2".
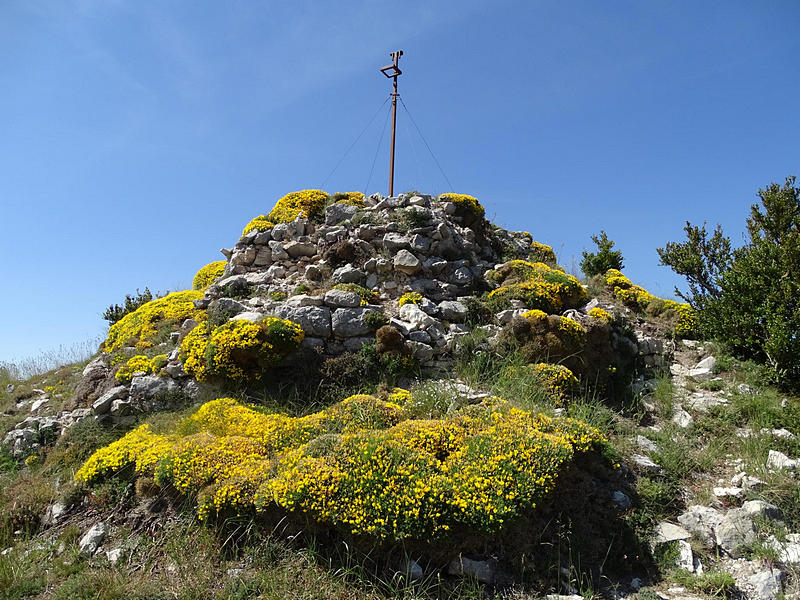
[{"x1": 1, "y1": 190, "x2": 798, "y2": 600}]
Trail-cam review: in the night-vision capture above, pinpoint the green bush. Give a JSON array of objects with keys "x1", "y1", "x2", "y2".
[
  {"x1": 102, "y1": 288, "x2": 154, "y2": 325},
  {"x1": 580, "y1": 231, "x2": 624, "y2": 278},
  {"x1": 659, "y1": 176, "x2": 800, "y2": 387}
]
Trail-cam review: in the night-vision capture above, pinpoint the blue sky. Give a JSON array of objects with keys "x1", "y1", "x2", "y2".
[{"x1": 1, "y1": 1, "x2": 799, "y2": 364}]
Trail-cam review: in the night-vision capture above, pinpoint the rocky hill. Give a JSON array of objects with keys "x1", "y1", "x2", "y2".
[{"x1": 1, "y1": 190, "x2": 798, "y2": 600}]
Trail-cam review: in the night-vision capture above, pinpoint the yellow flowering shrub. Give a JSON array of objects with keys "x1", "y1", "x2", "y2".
[
  {"x1": 333, "y1": 283, "x2": 377, "y2": 306},
  {"x1": 104, "y1": 290, "x2": 206, "y2": 353},
  {"x1": 501, "y1": 312, "x2": 585, "y2": 373},
  {"x1": 602, "y1": 269, "x2": 696, "y2": 337},
  {"x1": 76, "y1": 424, "x2": 177, "y2": 482},
  {"x1": 115, "y1": 354, "x2": 167, "y2": 383},
  {"x1": 180, "y1": 317, "x2": 304, "y2": 382},
  {"x1": 268, "y1": 189, "x2": 329, "y2": 223},
  {"x1": 673, "y1": 304, "x2": 697, "y2": 337},
  {"x1": 530, "y1": 241, "x2": 557, "y2": 264},
  {"x1": 488, "y1": 261, "x2": 586, "y2": 313},
  {"x1": 193, "y1": 261, "x2": 227, "y2": 290},
  {"x1": 521, "y1": 309, "x2": 547, "y2": 321},
  {"x1": 439, "y1": 193, "x2": 485, "y2": 224},
  {"x1": 332, "y1": 191, "x2": 365, "y2": 206},
  {"x1": 386, "y1": 387, "x2": 412, "y2": 405},
  {"x1": 398, "y1": 292, "x2": 423, "y2": 307},
  {"x1": 78, "y1": 394, "x2": 606, "y2": 540},
  {"x1": 530, "y1": 363, "x2": 580, "y2": 402},
  {"x1": 242, "y1": 216, "x2": 274, "y2": 236},
  {"x1": 588, "y1": 307, "x2": 613, "y2": 324}
]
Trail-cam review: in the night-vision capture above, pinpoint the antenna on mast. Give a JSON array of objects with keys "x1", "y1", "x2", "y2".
[{"x1": 380, "y1": 50, "x2": 403, "y2": 197}]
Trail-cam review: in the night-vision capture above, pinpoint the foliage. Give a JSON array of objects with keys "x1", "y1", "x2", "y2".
[
  {"x1": 102, "y1": 288, "x2": 154, "y2": 325},
  {"x1": 580, "y1": 230, "x2": 624, "y2": 278},
  {"x1": 504, "y1": 363, "x2": 579, "y2": 406},
  {"x1": 104, "y1": 290, "x2": 205, "y2": 353},
  {"x1": 529, "y1": 240, "x2": 557, "y2": 264},
  {"x1": 192, "y1": 261, "x2": 226, "y2": 291},
  {"x1": 242, "y1": 216, "x2": 274, "y2": 236},
  {"x1": 180, "y1": 317, "x2": 304, "y2": 382},
  {"x1": 601, "y1": 269, "x2": 697, "y2": 338},
  {"x1": 363, "y1": 310, "x2": 388, "y2": 330},
  {"x1": 332, "y1": 191, "x2": 365, "y2": 206},
  {"x1": 333, "y1": 283, "x2": 378, "y2": 306},
  {"x1": 588, "y1": 307, "x2": 613, "y2": 324},
  {"x1": 657, "y1": 222, "x2": 732, "y2": 306},
  {"x1": 397, "y1": 292, "x2": 422, "y2": 307},
  {"x1": 115, "y1": 354, "x2": 167, "y2": 383},
  {"x1": 77, "y1": 395, "x2": 606, "y2": 540},
  {"x1": 501, "y1": 312, "x2": 585, "y2": 368},
  {"x1": 439, "y1": 193, "x2": 485, "y2": 226},
  {"x1": 659, "y1": 177, "x2": 800, "y2": 384},
  {"x1": 268, "y1": 189, "x2": 329, "y2": 223},
  {"x1": 487, "y1": 260, "x2": 587, "y2": 313}
]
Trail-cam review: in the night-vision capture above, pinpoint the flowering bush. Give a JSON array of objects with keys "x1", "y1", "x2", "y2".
[
  {"x1": 488, "y1": 261, "x2": 586, "y2": 313},
  {"x1": 398, "y1": 292, "x2": 423, "y2": 307},
  {"x1": 180, "y1": 317, "x2": 304, "y2": 382},
  {"x1": 332, "y1": 191, "x2": 365, "y2": 206},
  {"x1": 242, "y1": 216, "x2": 274, "y2": 236},
  {"x1": 333, "y1": 283, "x2": 377, "y2": 306},
  {"x1": 588, "y1": 307, "x2": 613, "y2": 324},
  {"x1": 502, "y1": 312, "x2": 585, "y2": 373},
  {"x1": 268, "y1": 189, "x2": 329, "y2": 223},
  {"x1": 602, "y1": 269, "x2": 696, "y2": 337},
  {"x1": 104, "y1": 290, "x2": 206, "y2": 353},
  {"x1": 530, "y1": 363, "x2": 579, "y2": 402},
  {"x1": 77, "y1": 394, "x2": 606, "y2": 540},
  {"x1": 439, "y1": 193, "x2": 485, "y2": 225},
  {"x1": 115, "y1": 354, "x2": 167, "y2": 383},
  {"x1": 530, "y1": 241, "x2": 557, "y2": 264},
  {"x1": 671, "y1": 302, "x2": 698, "y2": 338},
  {"x1": 193, "y1": 261, "x2": 227, "y2": 291}
]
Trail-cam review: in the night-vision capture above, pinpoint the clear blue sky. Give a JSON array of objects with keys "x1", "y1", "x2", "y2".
[{"x1": 1, "y1": 1, "x2": 799, "y2": 364}]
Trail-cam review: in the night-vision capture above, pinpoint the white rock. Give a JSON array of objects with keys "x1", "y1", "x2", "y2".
[
  {"x1": 399, "y1": 303, "x2": 437, "y2": 330},
  {"x1": 231, "y1": 311, "x2": 265, "y2": 322},
  {"x1": 694, "y1": 356, "x2": 716, "y2": 371},
  {"x1": 672, "y1": 406, "x2": 694, "y2": 428},
  {"x1": 79, "y1": 522, "x2": 108, "y2": 556},
  {"x1": 677, "y1": 505, "x2": 723, "y2": 546},
  {"x1": 676, "y1": 539, "x2": 695, "y2": 571},
  {"x1": 688, "y1": 367, "x2": 713, "y2": 382},
  {"x1": 630, "y1": 454, "x2": 662, "y2": 474},
  {"x1": 653, "y1": 522, "x2": 691, "y2": 544},
  {"x1": 670, "y1": 363, "x2": 689, "y2": 377},
  {"x1": 106, "y1": 548, "x2": 124, "y2": 564},
  {"x1": 29, "y1": 397, "x2": 48, "y2": 412},
  {"x1": 765, "y1": 534, "x2": 800, "y2": 564},
  {"x1": 713, "y1": 487, "x2": 743, "y2": 499},
  {"x1": 393, "y1": 249, "x2": 422, "y2": 275},
  {"x1": 746, "y1": 570, "x2": 783, "y2": 600},
  {"x1": 766, "y1": 449, "x2": 798, "y2": 472},
  {"x1": 635, "y1": 435, "x2": 658, "y2": 453}
]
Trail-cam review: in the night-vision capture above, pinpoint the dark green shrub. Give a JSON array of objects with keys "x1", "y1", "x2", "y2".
[
  {"x1": 102, "y1": 288, "x2": 154, "y2": 325},
  {"x1": 659, "y1": 176, "x2": 800, "y2": 387},
  {"x1": 580, "y1": 231, "x2": 624, "y2": 278},
  {"x1": 364, "y1": 310, "x2": 389, "y2": 330}
]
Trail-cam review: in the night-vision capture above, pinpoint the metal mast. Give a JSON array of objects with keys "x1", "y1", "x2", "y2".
[{"x1": 380, "y1": 50, "x2": 403, "y2": 197}]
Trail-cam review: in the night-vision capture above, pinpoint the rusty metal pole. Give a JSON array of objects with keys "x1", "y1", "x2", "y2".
[{"x1": 381, "y1": 51, "x2": 403, "y2": 197}]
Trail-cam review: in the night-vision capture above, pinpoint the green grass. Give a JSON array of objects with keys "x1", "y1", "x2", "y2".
[{"x1": 672, "y1": 569, "x2": 737, "y2": 598}]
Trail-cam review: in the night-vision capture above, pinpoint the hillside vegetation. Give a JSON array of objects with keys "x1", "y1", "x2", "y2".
[{"x1": 1, "y1": 185, "x2": 798, "y2": 600}]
